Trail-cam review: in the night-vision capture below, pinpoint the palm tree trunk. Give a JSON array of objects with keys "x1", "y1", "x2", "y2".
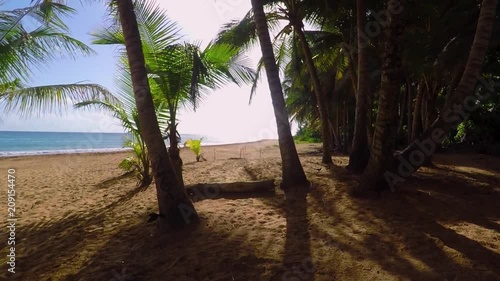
[
  {"x1": 343, "y1": 101, "x2": 349, "y2": 154},
  {"x1": 353, "y1": 0, "x2": 406, "y2": 195},
  {"x1": 139, "y1": 141, "x2": 152, "y2": 188},
  {"x1": 117, "y1": 0, "x2": 199, "y2": 231},
  {"x1": 406, "y1": 80, "x2": 413, "y2": 144},
  {"x1": 411, "y1": 81, "x2": 424, "y2": 141},
  {"x1": 367, "y1": 86, "x2": 374, "y2": 147},
  {"x1": 335, "y1": 101, "x2": 341, "y2": 150},
  {"x1": 328, "y1": 90, "x2": 341, "y2": 150},
  {"x1": 448, "y1": 62, "x2": 466, "y2": 95},
  {"x1": 348, "y1": 0, "x2": 370, "y2": 173},
  {"x1": 168, "y1": 120, "x2": 184, "y2": 185},
  {"x1": 397, "y1": 84, "x2": 407, "y2": 136},
  {"x1": 348, "y1": 54, "x2": 358, "y2": 97},
  {"x1": 422, "y1": 81, "x2": 438, "y2": 165},
  {"x1": 391, "y1": 0, "x2": 498, "y2": 184},
  {"x1": 251, "y1": 0, "x2": 308, "y2": 189},
  {"x1": 292, "y1": 23, "x2": 333, "y2": 164},
  {"x1": 445, "y1": 0, "x2": 497, "y2": 107}
]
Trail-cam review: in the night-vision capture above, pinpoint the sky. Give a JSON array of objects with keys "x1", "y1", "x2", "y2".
[{"x1": 0, "y1": 0, "x2": 293, "y2": 142}]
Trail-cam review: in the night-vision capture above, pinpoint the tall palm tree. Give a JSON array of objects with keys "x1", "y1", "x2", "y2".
[
  {"x1": 219, "y1": 0, "x2": 335, "y2": 164},
  {"x1": 152, "y1": 42, "x2": 255, "y2": 184},
  {"x1": 0, "y1": 0, "x2": 115, "y2": 116},
  {"x1": 116, "y1": 0, "x2": 199, "y2": 231},
  {"x1": 347, "y1": 0, "x2": 370, "y2": 173},
  {"x1": 282, "y1": 0, "x2": 333, "y2": 164},
  {"x1": 282, "y1": 32, "x2": 350, "y2": 149},
  {"x1": 251, "y1": 0, "x2": 308, "y2": 189},
  {"x1": 354, "y1": 0, "x2": 406, "y2": 195},
  {"x1": 93, "y1": 1, "x2": 255, "y2": 184}
]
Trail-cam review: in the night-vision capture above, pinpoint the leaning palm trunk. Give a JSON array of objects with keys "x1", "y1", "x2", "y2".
[
  {"x1": 291, "y1": 21, "x2": 333, "y2": 164},
  {"x1": 348, "y1": 0, "x2": 370, "y2": 173},
  {"x1": 353, "y1": 0, "x2": 406, "y2": 195},
  {"x1": 387, "y1": 0, "x2": 498, "y2": 187},
  {"x1": 117, "y1": 0, "x2": 199, "y2": 231},
  {"x1": 251, "y1": 0, "x2": 308, "y2": 189}
]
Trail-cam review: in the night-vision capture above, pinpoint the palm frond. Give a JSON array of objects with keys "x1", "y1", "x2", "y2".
[
  {"x1": 134, "y1": 0, "x2": 181, "y2": 53},
  {"x1": 215, "y1": 8, "x2": 284, "y2": 52},
  {"x1": 0, "y1": 0, "x2": 75, "y2": 41},
  {"x1": 1, "y1": 25, "x2": 94, "y2": 84},
  {"x1": 1, "y1": 83, "x2": 116, "y2": 117},
  {"x1": 249, "y1": 57, "x2": 265, "y2": 104}
]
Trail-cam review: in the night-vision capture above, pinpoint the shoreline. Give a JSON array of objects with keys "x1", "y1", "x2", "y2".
[{"x1": 0, "y1": 139, "x2": 278, "y2": 159}]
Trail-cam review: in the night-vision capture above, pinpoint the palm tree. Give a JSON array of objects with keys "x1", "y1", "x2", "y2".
[
  {"x1": 354, "y1": 0, "x2": 406, "y2": 195},
  {"x1": 115, "y1": 0, "x2": 199, "y2": 231},
  {"x1": 219, "y1": 0, "x2": 335, "y2": 164},
  {"x1": 280, "y1": 0, "x2": 333, "y2": 164},
  {"x1": 152, "y1": 42, "x2": 255, "y2": 184},
  {"x1": 282, "y1": 32, "x2": 350, "y2": 150},
  {"x1": 347, "y1": 0, "x2": 370, "y2": 173},
  {"x1": 93, "y1": 1, "x2": 255, "y2": 185},
  {"x1": 251, "y1": 0, "x2": 309, "y2": 189},
  {"x1": 0, "y1": 0, "x2": 115, "y2": 116},
  {"x1": 74, "y1": 67, "x2": 171, "y2": 189},
  {"x1": 355, "y1": 0, "x2": 498, "y2": 194},
  {"x1": 392, "y1": 0, "x2": 498, "y2": 183}
]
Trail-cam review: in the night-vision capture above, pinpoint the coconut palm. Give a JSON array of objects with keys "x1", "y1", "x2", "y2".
[
  {"x1": 279, "y1": 0, "x2": 335, "y2": 164},
  {"x1": 250, "y1": 0, "x2": 309, "y2": 189},
  {"x1": 281, "y1": 28, "x2": 351, "y2": 149},
  {"x1": 147, "y1": 41, "x2": 254, "y2": 184},
  {"x1": 354, "y1": 0, "x2": 499, "y2": 195},
  {"x1": 347, "y1": 0, "x2": 370, "y2": 173},
  {"x1": 74, "y1": 64, "x2": 170, "y2": 189},
  {"x1": 219, "y1": 0, "x2": 337, "y2": 164},
  {"x1": 353, "y1": 0, "x2": 407, "y2": 195},
  {"x1": 0, "y1": 0, "x2": 115, "y2": 116},
  {"x1": 391, "y1": 0, "x2": 499, "y2": 183},
  {"x1": 115, "y1": 0, "x2": 199, "y2": 231},
  {"x1": 93, "y1": 0, "x2": 255, "y2": 185}
]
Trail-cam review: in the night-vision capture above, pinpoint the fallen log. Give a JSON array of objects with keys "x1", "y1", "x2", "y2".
[{"x1": 185, "y1": 180, "x2": 276, "y2": 202}]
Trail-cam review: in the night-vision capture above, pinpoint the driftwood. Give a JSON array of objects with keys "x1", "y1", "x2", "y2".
[{"x1": 185, "y1": 180, "x2": 276, "y2": 202}]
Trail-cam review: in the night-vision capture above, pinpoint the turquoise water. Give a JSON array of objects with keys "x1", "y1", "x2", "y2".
[{"x1": 0, "y1": 131, "x2": 220, "y2": 157}]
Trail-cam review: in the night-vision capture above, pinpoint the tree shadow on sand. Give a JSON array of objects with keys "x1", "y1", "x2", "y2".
[
  {"x1": 57, "y1": 201, "x2": 288, "y2": 280},
  {"x1": 0, "y1": 185, "x2": 145, "y2": 281},
  {"x1": 7, "y1": 175, "x2": 303, "y2": 280},
  {"x1": 305, "y1": 159, "x2": 500, "y2": 281},
  {"x1": 269, "y1": 189, "x2": 314, "y2": 281},
  {"x1": 94, "y1": 172, "x2": 136, "y2": 189}
]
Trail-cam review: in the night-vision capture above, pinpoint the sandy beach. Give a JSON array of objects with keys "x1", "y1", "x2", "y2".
[{"x1": 0, "y1": 140, "x2": 499, "y2": 280}]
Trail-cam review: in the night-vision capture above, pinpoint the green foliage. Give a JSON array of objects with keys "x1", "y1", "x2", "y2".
[
  {"x1": 184, "y1": 138, "x2": 204, "y2": 161},
  {"x1": 294, "y1": 125, "x2": 321, "y2": 143},
  {"x1": 118, "y1": 156, "x2": 138, "y2": 172},
  {"x1": 455, "y1": 120, "x2": 476, "y2": 143},
  {"x1": 89, "y1": 0, "x2": 255, "y2": 187},
  {"x1": 121, "y1": 138, "x2": 151, "y2": 188},
  {"x1": 449, "y1": 77, "x2": 500, "y2": 145},
  {"x1": 75, "y1": 88, "x2": 167, "y2": 189},
  {"x1": 0, "y1": 1, "x2": 114, "y2": 117}
]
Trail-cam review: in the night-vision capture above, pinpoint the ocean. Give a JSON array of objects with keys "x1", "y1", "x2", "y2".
[{"x1": 0, "y1": 131, "x2": 221, "y2": 157}]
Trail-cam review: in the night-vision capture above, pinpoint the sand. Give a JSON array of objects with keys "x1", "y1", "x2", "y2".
[{"x1": 0, "y1": 140, "x2": 499, "y2": 281}]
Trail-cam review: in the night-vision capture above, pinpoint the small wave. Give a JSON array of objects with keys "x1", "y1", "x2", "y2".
[{"x1": 0, "y1": 147, "x2": 132, "y2": 158}]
